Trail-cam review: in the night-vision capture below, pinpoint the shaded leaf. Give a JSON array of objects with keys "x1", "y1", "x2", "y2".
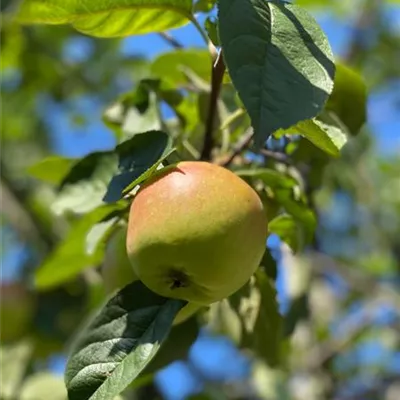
[
  {"x1": 17, "y1": 0, "x2": 193, "y2": 37},
  {"x1": 65, "y1": 281, "x2": 186, "y2": 400},
  {"x1": 35, "y1": 203, "x2": 126, "y2": 289},
  {"x1": 103, "y1": 130, "x2": 173, "y2": 203},
  {"x1": 218, "y1": 0, "x2": 335, "y2": 147}
]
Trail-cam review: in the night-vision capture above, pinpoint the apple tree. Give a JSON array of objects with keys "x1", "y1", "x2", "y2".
[{"x1": 1, "y1": 1, "x2": 399, "y2": 400}]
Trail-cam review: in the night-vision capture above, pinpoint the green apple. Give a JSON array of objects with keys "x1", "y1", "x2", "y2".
[
  {"x1": 102, "y1": 226, "x2": 199, "y2": 324},
  {"x1": 126, "y1": 161, "x2": 267, "y2": 305},
  {"x1": 0, "y1": 282, "x2": 36, "y2": 343}
]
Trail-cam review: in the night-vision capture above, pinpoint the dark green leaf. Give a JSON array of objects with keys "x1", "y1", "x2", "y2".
[
  {"x1": 103, "y1": 130, "x2": 173, "y2": 203},
  {"x1": 35, "y1": 203, "x2": 126, "y2": 289},
  {"x1": 268, "y1": 214, "x2": 302, "y2": 252},
  {"x1": 260, "y1": 249, "x2": 278, "y2": 281},
  {"x1": 65, "y1": 281, "x2": 186, "y2": 400},
  {"x1": 27, "y1": 156, "x2": 74, "y2": 185},
  {"x1": 218, "y1": 0, "x2": 335, "y2": 147},
  {"x1": 17, "y1": 0, "x2": 193, "y2": 37}
]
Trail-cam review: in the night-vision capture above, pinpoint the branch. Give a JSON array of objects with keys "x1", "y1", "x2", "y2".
[
  {"x1": 219, "y1": 128, "x2": 254, "y2": 167},
  {"x1": 200, "y1": 51, "x2": 226, "y2": 161},
  {"x1": 158, "y1": 32, "x2": 183, "y2": 49},
  {"x1": 260, "y1": 148, "x2": 292, "y2": 165}
]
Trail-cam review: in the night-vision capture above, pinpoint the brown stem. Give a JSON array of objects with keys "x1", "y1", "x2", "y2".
[{"x1": 200, "y1": 52, "x2": 226, "y2": 161}]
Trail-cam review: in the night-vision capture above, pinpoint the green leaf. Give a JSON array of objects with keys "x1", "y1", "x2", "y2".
[
  {"x1": 325, "y1": 62, "x2": 367, "y2": 134},
  {"x1": 295, "y1": 118, "x2": 348, "y2": 157},
  {"x1": 230, "y1": 272, "x2": 282, "y2": 367},
  {"x1": 20, "y1": 372, "x2": 67, "y2": 400},
  {"x1": 103, "y1": 130, "x2": 173, "y2": 203},
  {"x1": 274, "y1": 189, "x2": 316, "y2": 244},
  {"x1": 53, "y1": 152, "x2": 118, "y2": 215},
  {"x1": 268, "y1": 214, "x2": 301, "y2": 252},
  {"x1": 235, "y1": 168, "x2": 298, "y2": 189},
  {"x1": 151, "y1": 49, "x2": 212, "y2": 87},
  {"x1": 17, "y1": 0, "x2": 193, "y2": 37},
  {"x1": 35, "y1": 203, "x2": 126, "y2": 289},
  {"x1": 103, "y1": 89, "x2": 162, "y2": 142},
  {"x1": 205, "y1": 16, "x2": 220, "y2": 47},
  {"x1": 194, "y1": 0, "x2": 217, "y2": 13},
  {"x1": 65, "y1": 281, "x2": 186, "y2": 400},
  {"x1": 218, "y1": 0, "x2": 335, "y2": 147},
  {"x1": 27, "y1": 156, "x2": 74, "y2": 185}
]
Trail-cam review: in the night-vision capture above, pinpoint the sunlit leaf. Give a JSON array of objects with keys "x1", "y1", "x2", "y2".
[
  {"x1": 28, "y1": 156, "x2": 74, "y2": 185},
  {"x1": 17, "y1": 0, "x2": 193, "y2": 37}
]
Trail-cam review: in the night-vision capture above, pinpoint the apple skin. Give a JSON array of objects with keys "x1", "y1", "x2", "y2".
[
  {"x1": 0, "y1": 282, "x2": 36, "y2": 343},
  {"x1": 102, "y1": 227, "x2": 199, "y2": 325},
  {"x1": 126, "y1": 161, "x2": 267, "y2": 305}
]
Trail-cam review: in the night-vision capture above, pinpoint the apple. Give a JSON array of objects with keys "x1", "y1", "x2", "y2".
[
  {"x1": 102, "y1": 226, "x2": 199, "y2": 324},
  {"x1": 0, "y1": 281, "x2": 36, "y2": 343},
  {"x1": 126, "y1": 161, "x2": 267, "y2": 305}
]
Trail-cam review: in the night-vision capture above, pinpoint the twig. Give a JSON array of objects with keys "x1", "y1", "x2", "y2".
[
  {"x1": 260, "y1": 148, "x2": 292, "y2": 165},
  {"x1": 200, "y1": 51, "x2": 226, "y2": 161},
  {"x1": 158, "y1": 32, "x2": 183, "y2": 49},
  {"x1": 219, "y1": 128, "x2": 254, "y2": 166}
]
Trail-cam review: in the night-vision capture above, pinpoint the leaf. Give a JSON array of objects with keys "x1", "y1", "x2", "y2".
[
  {"x1": 205, "y1": 16, "x2": 220, "y2": 47},
  {"x1": 295, "y1": 118, "x2": 347, "y2": 157},
  {"x1": 268, "y1": 214, "x2": 301, "y2": 253},
  {"x1": 230, "y1": 272, "x2": 282, "y2": 367},
  {"x1": 325, "y1": 62, "x2": 367, "y2": 134},
  {"x1": 65, "y1": 281, "x2": 186, "y2": 400},
  {"x1": 17, "y1": 0, "x2": 193, "y2": 37},
  {"x1": 103, "y1": 89, "x2": 162, "y2": 142},
  {"x1": 53, "y1": 152, "x2": 118, "y2": 216},
  {"x1": 274, "y1": 189, "x2": 316, "y2": 244},
  {"x1": 0, "y1": 340, "x2": 33, "y2": 399},
  {"x1": 151, "y1": 49, "x2": 212, "y2": 87},
  {"x1": 35, "y1": 203, "x2": 126, "y2": 289},
  {"x1": 103, "y1": 130, "x2": 173, "y2": 203},
  {"x1": 235, "y1": 168, "x2": 298, "y2": 189},
  {"x1": 27, "y1": 156, "x2": 74, "y2": 185},
  {"x1": 19, "y1": 372, "x2": 67, "y2": 400},
  {"x1": 218, "y1": 0, "x2": 335, "y2": 147}
]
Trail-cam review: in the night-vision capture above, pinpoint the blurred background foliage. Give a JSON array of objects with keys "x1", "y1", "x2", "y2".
[{"x1": 1, "y1": 0, "x2": 400, "y2": 399}]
